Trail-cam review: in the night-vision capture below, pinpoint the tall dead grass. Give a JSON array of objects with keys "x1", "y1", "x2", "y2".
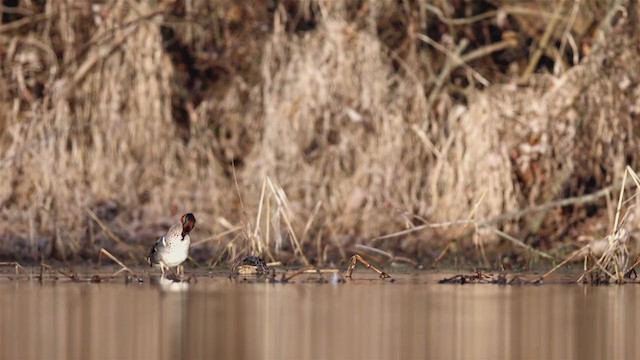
[
  {"x1": 1, "y1": 0, "x2": 639, "y2": 266},
  {"x1": 0, "y1": 1, "x2": 230, "y2": 259}
]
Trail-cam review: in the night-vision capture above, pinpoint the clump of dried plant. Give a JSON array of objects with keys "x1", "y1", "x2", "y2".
[{"x1": 1, "y1": 0, "x2": 639, "y2": 271}]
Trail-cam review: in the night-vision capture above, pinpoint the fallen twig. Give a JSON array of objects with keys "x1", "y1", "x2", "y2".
[
  {"x1": 520, "y1": 0, "x2": 564, "y2": 83},
  {"x1": 420, "y1": 37, "x2": 469, "y2": 112},
  {"x1": 345, "y1": 254, "x2": 391, "y2": 279},
  {"x1": 534, "y1": 247, "x2": 587, "y2": 283},
  {"x1": 424, "y1": 4, "x2": 571, "y2": 27},
  {"x1": 0, "y1": 261, "x2": 31, "y2": 280},
  {"x1": 190, "y1": 226, "x2": 243, "y2": 247},
  {"x1": 434, "y1": 191, "x2": 488, "y2": 265},
  {"x1": 281, "y1": 266, "x2": 313, "y2": 282},
  {"x1": 86, "y1": 209, "x2": 138, "y2": 264},
  {"x1": 98, "y1": 248, "x2": 137, "y2": 278}
]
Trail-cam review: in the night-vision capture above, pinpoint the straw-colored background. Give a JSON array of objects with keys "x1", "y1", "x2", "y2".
[{"x1": 1, "y1": 0, "x2": 639, "y2": 266}]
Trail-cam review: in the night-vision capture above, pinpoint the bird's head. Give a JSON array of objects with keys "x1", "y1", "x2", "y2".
[{"x1": 181, "y1": 213, "x2": 196, "y2": 237}]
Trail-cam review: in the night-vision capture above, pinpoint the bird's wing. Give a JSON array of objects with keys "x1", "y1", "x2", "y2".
[{"x1": 147, "y1": 236, "x2": 166, "y2": 265}]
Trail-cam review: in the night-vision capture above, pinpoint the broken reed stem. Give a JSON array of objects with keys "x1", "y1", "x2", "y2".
[
  {"x1": 434, "y1": 190, "x2": 487, "y2": 265},
  {"x1": 253, "y1": 178, "x2": 276, "y2": 262},
  {"x1": 520, "y1": 0, "x2": 564, "y2": 83},
  {"x1": 209, "y1": 237, "x2": 237, "y2": 268},
  {"x1": 556, "y1": 1, "x2": 580, "y2": 71},
  {"x1": 579, "y1": 166, "x2": 638, "y2": 283},
  {"x1": 424, "y1": 4, "x2": 497, "y2": 26},
  {"x1": 577, "y1": 252, "x2": 617, "y2": 283},
  {"x1": 0, "y1": 13, "x2": 48, "y2": 34},
  {"x1": 434, "y1": 241, "x2": 454, "y2": 264},
  {"x1": 390, "y1": 256, "x2": 419, "y2": 267},
  {"x1": 354, "y1": 244, "x2": 419, "y2": 267},
  {"x1": 306, "y1": 268, "x2": 347, "y2": 282},
  {"x1": 190, "y1": 226, "x2": 242, "y2": 247},
  {"x1": 266, "y1": 193, "x2": 272, "y2": 259},
  {"x1": 231, "y1": 161, "x2": 258, "y2": 254},
  {"x1": 612, "y1": 167, "x2": 627, "y2": 233},
  {"x1": 266, "y1": 177, "x2": 310, "y2": 266},
  {"x1": 411, "y1": 124, "x2": 442, "y2": 158},
  {"x1": 491, "y1": 228, "x2": 553, "y2": 260},
  {"x1": 56, "y1": 267, "x2": 78, "y2": 281},
  {"x1": 65, "y1": 8, "x2": 169, "y2": 88},
  {"x1": 99, "y1": 248, "x2": 135, "y2": 277},
  {"x1": 300, "y1": 201, "x2": 322, "y2": 246},
  {"x1": 0, "y1": 261, "x2": 31, "y2": 280},
  {"x1": 187, "y1": 255, "x2": 202, "y2": 268},
  {"x1": 302, "y1": 268, "x2": 340, "y2": 274},
  {"x1": 70, "y1": 26, "x2": 137, "y2": 91},
  {"x1": 460, "y1": 38, "x2": 518, "y2": 64},
  {"x1": 375, "y1": 172, "x2": 640, "y2": 252},
  {"x1": 626, "y1": 255, "x2": 640, "y2": 275},
  {"x1": 495, "y1": 172, "x2": 640, "y2": 223},
  {"x1": 618, "y1": 166, "x2": 640, "y2": 277},
  {"x1": 281, "y1": 266, "x2": 313, "y2": 282},
  {"x1": 475, "y1": 223, "x2": 490, "y2": 267},
  {"x1": 591, "y1": 0, "x2": 625, "y2": 54},
  {"x1": 424, "y1": 4, "x2": 571, "y2": 27},
  {"x1": 86, "y1": 208, "x2": 123, "y2": 245},
  {"x1": 423, "y1": 37, "x2": 469, "y2": 112},
  {"x1": 280, "y1": 210, "x2": 310, "y2": 266},
  {"x1": 375, "y1": 219, "x2": 553, "y2": 260},
  {"x1": 354, "y1": 244, "x2": 393, "y2": 260},
  {"x1": 626, "y1": 165, "x2": 640, "y2": 195},
  {"x1": 536, "y1": 246, "x2": 587, "y2": 282},
  {"x1": 38, "y1": 262, "x2": 78, "y2": 281},
  {"x1": 346, "y1": 254, "x2": 391, "y2": 279},
  {"x1": 254, "y1": 178, "x2": 267, "y2": 238},
  {"x1": 0, "y1": 4, "x2": 35, "y2": 15},
  {"x1": 416, "y1": 33, "x2": 489, "y2": 87}
]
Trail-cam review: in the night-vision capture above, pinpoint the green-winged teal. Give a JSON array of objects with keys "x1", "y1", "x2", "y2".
[{"x1": 147, "y1": 213, "x2": 195, "y2": 277}]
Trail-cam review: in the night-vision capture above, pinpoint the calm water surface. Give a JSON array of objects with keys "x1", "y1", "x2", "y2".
[{"x1": 1, "y1": 269, "x2": 639, "y2": 360}]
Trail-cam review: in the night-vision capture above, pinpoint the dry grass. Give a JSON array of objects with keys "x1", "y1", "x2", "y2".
[
  {"x1": 1, "y1": 0, "x2": 640, "y2": 270},
  {"x1": 577, "y1": 167, "x2": 640, "y2": 283}
]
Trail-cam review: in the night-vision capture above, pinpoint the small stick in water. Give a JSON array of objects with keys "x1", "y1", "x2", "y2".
[
  {"x1": 0, "y1": 261, "x2": 31, "y2": 280},
  {"x1": 99, "y1": 248, "x2": 137, "y2": 278},
  {"x1": 281, "y1": 266, "x2": 313, "y2": 282},
  {"x1": 625, "y1": 255, "x2": 640, "y2": 277},
  {"x1": 345, "y1": 254, "x2": 391, "y2": 279},
  {"x1": 39, "y1": 262, "x2": 56, "y2": 280},
  {"x1": 534, "y1": 247, "x2": 587, "y2": 284}
]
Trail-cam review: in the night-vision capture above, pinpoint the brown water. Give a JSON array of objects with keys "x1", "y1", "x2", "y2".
[{"x1": 1, "y1": 269, "x2": 639, "y2": 360}]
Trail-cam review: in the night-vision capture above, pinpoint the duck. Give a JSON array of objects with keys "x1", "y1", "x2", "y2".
[
  {"x1": 147, "y1": 213, "x2": 196, "y2": 277},
  {"x1": 230, "y1": 255, "x2": 269, "y2": 276}
]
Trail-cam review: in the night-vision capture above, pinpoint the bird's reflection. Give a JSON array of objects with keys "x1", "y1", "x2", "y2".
[{"x1": 152, "y1": 275, "x2": 190, "y2": 292}]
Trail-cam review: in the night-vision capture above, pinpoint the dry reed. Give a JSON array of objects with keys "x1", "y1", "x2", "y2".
[{"x1": 0, "y1": 0, "x2": 639, "y2": 271}]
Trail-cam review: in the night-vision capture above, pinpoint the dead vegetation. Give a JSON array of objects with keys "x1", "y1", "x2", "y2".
[
  {"x1": 535, "y1": 166, "x2": 640, "y2": 284},
  {"x1": 1, "y1": 0, "x2": 640, "y2": 272},
  {"x1": 345, "y1": 254, "x2": 391, "y2": 279},
  {"x1": 438, "y1": 270, "x2": 530, "y2": 285}
]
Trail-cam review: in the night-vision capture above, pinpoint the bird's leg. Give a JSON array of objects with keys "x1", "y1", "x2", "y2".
[
  {"x1": 178, "y1": 265, "x2": 184, "y2": 277},
  {"x1": 160, "y1": 264, "x2": 180, "y2": 280}
]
